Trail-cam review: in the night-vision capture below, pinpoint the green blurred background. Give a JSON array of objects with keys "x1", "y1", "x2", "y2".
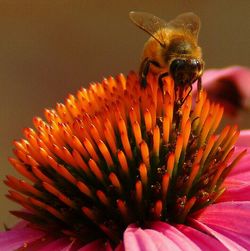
[{"x1": 1, "y1": 1, "x2": 250, "y2": 229}]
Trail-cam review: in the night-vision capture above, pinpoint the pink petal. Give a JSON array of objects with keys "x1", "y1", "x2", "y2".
[
  {"x1": 114, "y1": 242, "x2": 125, "y2": 251},
  {"x1": 197, "y1": 66, "x2": 250, "y2": 116},
  {"x1": 189, "y1": 218, "x2": 246, "y2": 251},
  {"x1": 150, "y1": 222, "x2": 201, "y2": 250},
  {"x1": 219, "y1": 183, "x2": 250, "y2": 202},
  {"x1": 106, "y1": 241, "x2": 124, "y2": 251},
  {"x1": 220, "y1": 146, "x2": 250, "y2": 201},
  {"x1": 124, "y1": 224, "x2": 182, "y2": 251},
  {"x1": 35, "y1": 237, "x2": 75, "y2": 251},
  {"x1": 236, "y1": 130, "x2": 250, "y2": 147},
  {"x1": 176, "y1": 224, "x2": 227, "y2": 251},
  {"x1": 0, "y1": 222, "x2": 45, "y2": 250},
  {"x1": 191, "y1": 201, "x2": 250, "y2": 250},
  {"x1": 226, "y1": 146, "x2": 250, "y2": 183},
  {"x1": 202, "y1": 66, "x2": 250, "y2": 94},
  {"x1": 78, "y1": 239, "x2": 113, "y2": 251},
  {"x1": 25, "y1": 237, "x2": 76, "y2": 251}
]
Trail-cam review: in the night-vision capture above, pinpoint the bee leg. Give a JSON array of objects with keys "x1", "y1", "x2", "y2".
[
  {"x1": 180, "y1": 85, "x2": 193, "y2": 106},
  {"x1": 196, "y1": 77, "x2": 202, "y2": 102},
  {"x1": 140, "y1": 58, "x2": 161, "y2": 88},
  {"x1": 140, "y1": 58, "x2": 150, "y2": 88},
  {"x1": 158, "y1": 72, "x2": 169, "y2": 94}
]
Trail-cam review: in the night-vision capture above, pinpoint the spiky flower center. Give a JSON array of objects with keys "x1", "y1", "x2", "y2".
[{"x1": 6, "y1": 72, "x2": 245, "y2": 244}]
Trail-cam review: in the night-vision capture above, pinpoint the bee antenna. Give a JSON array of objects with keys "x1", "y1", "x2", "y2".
[{"x1": 160, "y1": 42, "x2": 167, "y2": 48}]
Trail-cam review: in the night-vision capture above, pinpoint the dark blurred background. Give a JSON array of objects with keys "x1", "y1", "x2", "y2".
[{"x1": 1, "y1": 1, "x2": 250, "y2": 229}]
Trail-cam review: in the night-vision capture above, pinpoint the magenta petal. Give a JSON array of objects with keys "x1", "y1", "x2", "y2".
[
  {"x1": 219, "y1": 183, "x2": 250, "y2": 202},
  {"x1": 78, "y1": 239, "x2": 111, "y2": 251},
  {"x1": 36, "y1": 237, "x2": 74, "y2": 251},
  {"x1": 176, "y1": 224, "x2": 227, "y2": 251},
  {"x1": 22, "y1": 237, "x2": 78, "y2": 251},
  {"x1": 193, "y1": 201, "x2": 250, "y2": 235},
  {"x1": 226, "y1": 146, "x2": 250, "y2": 183},
  {"x1": 221, "y1": 146, "x2": 250, "y2": 202},
  {"x1": 124, "y1": 225, "x2": 182, "y2": 251},
  {"x1": 0, "y1": 222, "x2": 45, "y2": 250},
  {"x1": 195, "y1": 66, "x2": 250, "y2": 116},
  {"x1": 189, "y1": 218, "x2": 246, "y2": 251},
  {"x1": 191, "y1": 201, "x2": 250, "y2": 249},
  {"x1": 202, "y1": 66, "x2": 250, "y2": 93},
  {"x1": 143, "y1": 229, "x2": 182, "y2": 251},
  {"x1": 114, "y1": 242, "x2": 125, "y2": 251},
  {"x1": 150, "y1": 222, "x2": 200, "y2": 250},
  {"x1": 236, "y1": 130, "x2": 250, "y2": 147}
]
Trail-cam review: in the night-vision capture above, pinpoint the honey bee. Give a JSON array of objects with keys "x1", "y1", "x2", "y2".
[{"x1": 129, "y1": 11, "x2": 204, "y2": 98}]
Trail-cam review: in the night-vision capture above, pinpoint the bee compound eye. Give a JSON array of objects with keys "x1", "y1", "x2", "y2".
[
  {"x1": 194, "y1": 60, "x2": 203, "y2": 74},
  {"x1": 170, "y1": 59, "x2": 185, "y2": 76},
  {"x1": 193, "y1": 59, "x2": 203, "y2": 71}
]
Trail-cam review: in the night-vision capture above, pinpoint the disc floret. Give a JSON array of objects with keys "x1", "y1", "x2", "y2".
[{"x1": 6, "y1": 72, "x2": 246, "y2": 244}]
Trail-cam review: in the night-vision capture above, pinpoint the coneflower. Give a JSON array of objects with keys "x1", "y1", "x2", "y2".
[{"x1": 1, "y1": 72, "x2": 250, "y2": 250}]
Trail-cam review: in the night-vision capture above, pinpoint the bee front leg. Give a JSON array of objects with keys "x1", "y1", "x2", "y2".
[
  {"x1": 196, "y1": 77, "x2": 202, "y2": 102},
  {"x1": 140, "y1": 58, "x2": 161, "y2": 88},
  {"x1": 180, "y1": 84, "x2": 193, "y2": 106}
]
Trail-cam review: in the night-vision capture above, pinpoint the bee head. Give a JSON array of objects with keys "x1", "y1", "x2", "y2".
[{"x1": 169, "y1": 58, "x2": 203, "y2": 86}]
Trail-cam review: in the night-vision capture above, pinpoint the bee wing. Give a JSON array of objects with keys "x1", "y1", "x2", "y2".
[
  {"x1": 129, "y1": 11, "x2": 168, "y2": 47},
  {"x1": 167, "y1": 12, "x2": 201, "y2": 40}
]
